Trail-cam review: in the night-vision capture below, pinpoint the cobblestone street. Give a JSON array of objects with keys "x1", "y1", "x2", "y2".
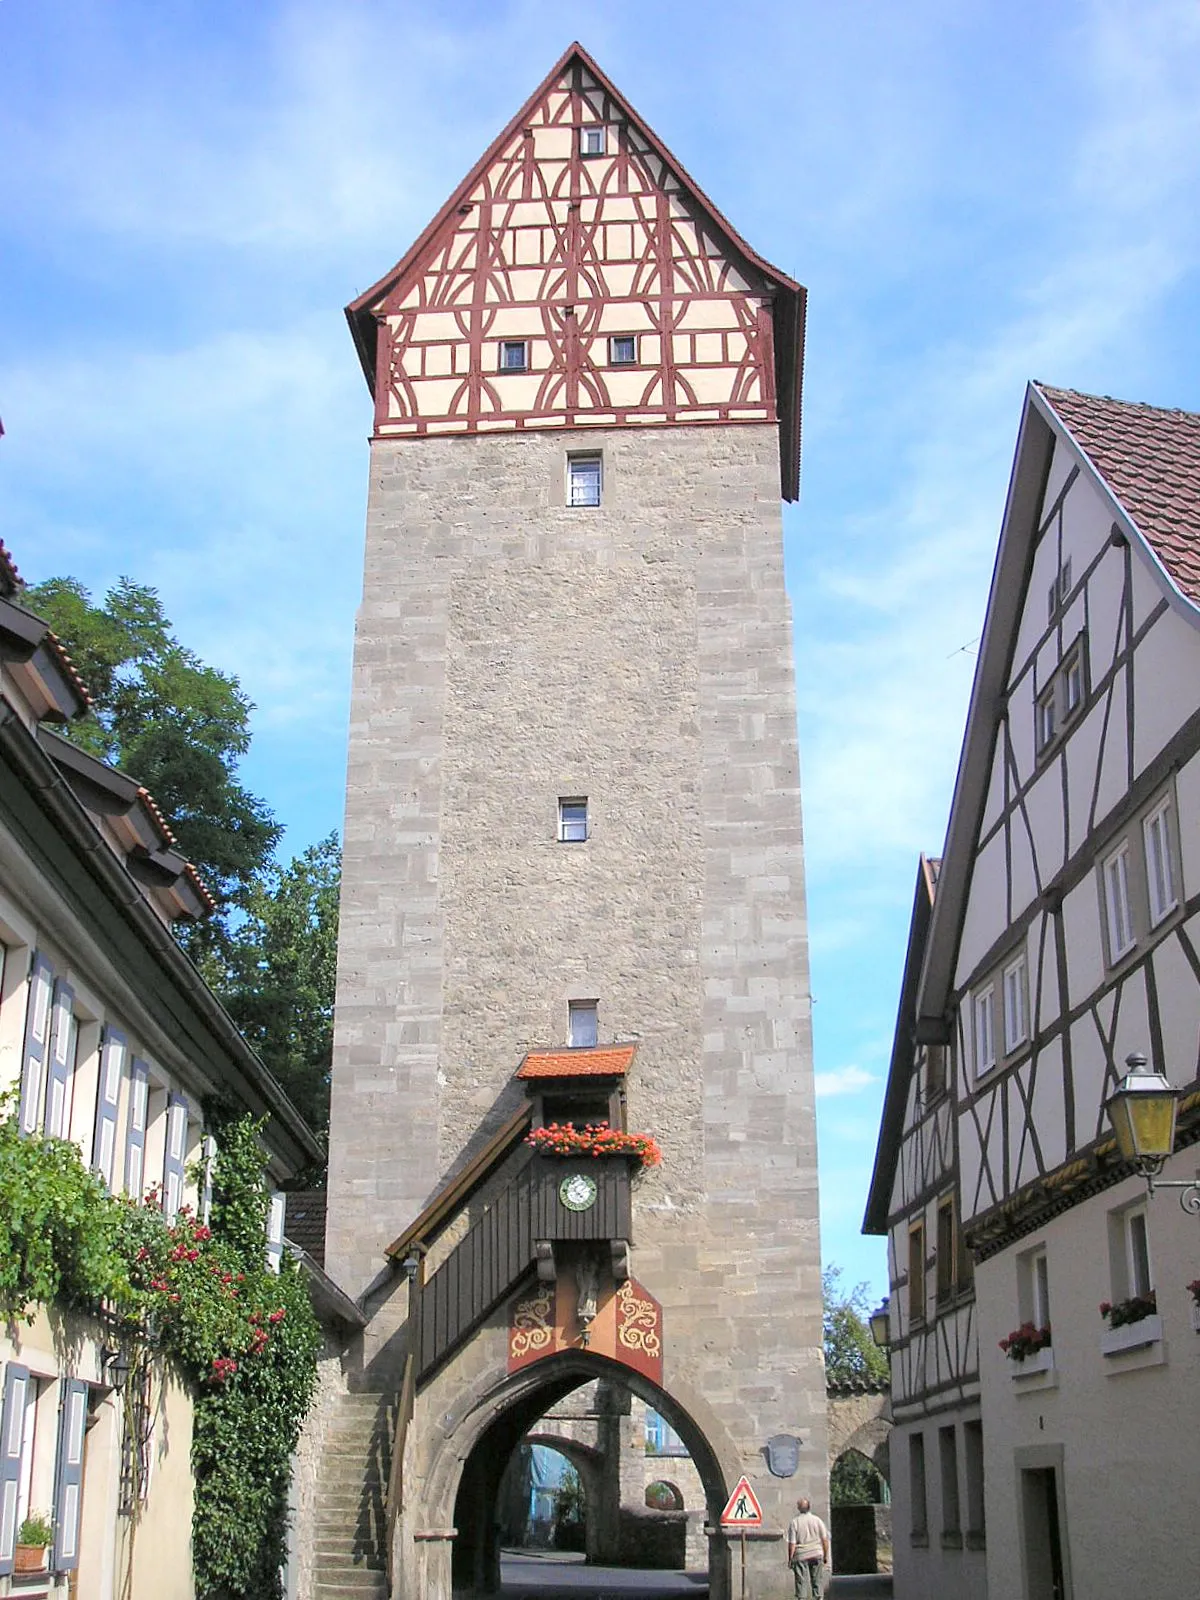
[{"x1": 500, "y1": 1553, "x2": 893, "y2": 1598}]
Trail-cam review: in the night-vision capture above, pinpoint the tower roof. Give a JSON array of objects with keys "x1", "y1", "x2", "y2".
[{"x1": 346, "y1": 42, "x2": 806, "y2": 499}]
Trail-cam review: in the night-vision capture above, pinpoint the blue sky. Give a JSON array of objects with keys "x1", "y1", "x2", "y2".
[{"x1": 3, "y1": 0, "x2": 1199, "y2": 1299}]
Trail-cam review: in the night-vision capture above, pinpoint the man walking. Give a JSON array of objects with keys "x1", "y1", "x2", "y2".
[{"x1": 786, "y1": 1496, "x2": 830, "y2": 1600}]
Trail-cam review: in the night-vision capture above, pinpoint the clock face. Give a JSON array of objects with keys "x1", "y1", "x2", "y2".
[{"x1": 559, "y1": 1172, "x2": 599, "y2": 1212}]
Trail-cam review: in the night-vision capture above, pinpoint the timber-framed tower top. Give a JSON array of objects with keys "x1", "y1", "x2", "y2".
[{"x1": 345, "y1": 41, "x2": 806, "y2": 499}]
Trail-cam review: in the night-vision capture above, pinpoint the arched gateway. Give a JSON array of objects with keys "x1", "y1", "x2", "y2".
[{"x1": 307, "y1": 40, "x2": 826, "y2": 1600}]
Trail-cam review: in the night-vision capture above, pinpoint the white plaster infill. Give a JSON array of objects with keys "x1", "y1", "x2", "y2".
[
  {"x1": 1009, "y1": 1345, "x2": 1055, "y2": 1380},
  {"x1": 1100, "y1": 1313, "x2": 1163, "y2": 1358}
]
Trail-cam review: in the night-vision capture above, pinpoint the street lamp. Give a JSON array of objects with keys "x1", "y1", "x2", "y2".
[
  {"x1": 868, "y1": 1300, "x2": 890, "y2": 1351},
  {"x1": 100, "y1": 1346, "x2": 131, "y2": 1393},
  {"x1": 1104, "y1": 1051, "x2": 1199, "y2": 1213}
]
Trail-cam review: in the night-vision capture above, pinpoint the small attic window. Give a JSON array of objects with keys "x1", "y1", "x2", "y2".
[
  {"x1": 580, "y1": 126, "x2": 606, "y2": 157},
  {"x1": 609, "y1": 335, "x2": 637, "y2": 366},
  {"x1": 500, "y1": 340, "x2": 529, "y2": 372}
]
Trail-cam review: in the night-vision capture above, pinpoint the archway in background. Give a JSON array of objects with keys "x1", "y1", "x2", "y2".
[{"x1": 447, "y1": 1351, "x2": 730, "y2": 1595}]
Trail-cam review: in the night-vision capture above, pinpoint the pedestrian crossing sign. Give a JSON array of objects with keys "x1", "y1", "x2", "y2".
[{"x1": 719, "y1": 1475, "x2": 764, "y2": 1527}]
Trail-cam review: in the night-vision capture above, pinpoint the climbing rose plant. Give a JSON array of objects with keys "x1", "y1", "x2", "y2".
[
  {"x1": 0, "y1": 1108, "x2": 319, "y2": 1600},
  {"x1": 526, "y1": 1122, "x2": 663, "y2": 1168}
]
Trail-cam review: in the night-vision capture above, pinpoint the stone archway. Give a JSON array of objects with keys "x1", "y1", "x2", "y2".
[{"x1": 415, "y1": 1351, "x2": 734, "y2": 1598}]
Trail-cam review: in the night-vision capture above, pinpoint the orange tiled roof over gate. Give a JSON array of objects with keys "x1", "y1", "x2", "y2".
[
  {"x1": 517, "y1": 1045, "x2": 636, "y2": 1080},
  {"x1": 1038, "y1": 384, "x2": 1200, "y2": 605}
]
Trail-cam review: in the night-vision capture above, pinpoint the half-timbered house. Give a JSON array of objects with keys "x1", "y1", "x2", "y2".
[
  {"x1": 907, "y1": 384, "x2": 1200, "y2": 1600},
  {"x1": 865, "y1": 856, "x2": 986, "y2": 1600}
]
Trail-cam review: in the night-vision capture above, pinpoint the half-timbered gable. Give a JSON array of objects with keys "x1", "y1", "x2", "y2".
[
  {"x1": 910, "y1": 384, "x2": 1200, "y2": 1600},
  {"x1": 866, "y1": 858, "x2": 985, "y2": 1600},
  {"x1": 919, "y1": 385, "x2": 1200, "y2": 1241},
  {"x1": 345, "y1": 42, "x2": 805, "y2": 498}
]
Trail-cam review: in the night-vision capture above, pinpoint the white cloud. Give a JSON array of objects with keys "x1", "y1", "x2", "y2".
[{"x1": 814, "y1": 1065, "x2": 878, "y2": 1100}]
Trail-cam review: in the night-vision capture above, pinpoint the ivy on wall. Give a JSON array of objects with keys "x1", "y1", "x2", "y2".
[{"x1": 0, "y1": 1108, "x2": 320, "y2": 1600}]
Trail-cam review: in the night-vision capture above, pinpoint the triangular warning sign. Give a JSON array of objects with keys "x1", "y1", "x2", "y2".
[{"x1": 719, "y1": 1475, "x2": 764, "y2": 1527}]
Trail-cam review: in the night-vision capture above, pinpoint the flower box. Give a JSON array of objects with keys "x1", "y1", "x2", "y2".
[
  {"x1": 1009, "y1": 1344, "x2": 1054, "y2": 1379},
  {"x1": 1100, "y1": 1313, "x2": 1162, "y2": 1356}
]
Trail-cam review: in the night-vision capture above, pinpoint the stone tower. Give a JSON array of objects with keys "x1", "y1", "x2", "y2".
[{"x1": 324, "y1": 42, "x2": 825, "y2": 1599}]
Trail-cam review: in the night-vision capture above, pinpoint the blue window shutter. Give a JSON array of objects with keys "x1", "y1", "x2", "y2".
[
  {"x1": 92, "y1": 1028, "x2": 125, "y2": 1188},
  {"x1": 0, "y1": 1364, "x2": 30, "y2": 1574},
  {"x1": 51, "y1": 1379, "x2": 88, "y2": 1572},
  {"x1": 266, "y1": 1191, "x2": 285, "y2": 1272},
  {"x1": 43, "y1": 980, "x2": 76, "y2": 1139},
  {"x1": 163, "y1": 1094, "x2": 188, "y2": 1219},
  {"x1": 18, "y1": 955, "x2": 54, "y2": 1136},
  {"x1": 125, "y1": 1059, "x2": 150, "y2": 1199}
]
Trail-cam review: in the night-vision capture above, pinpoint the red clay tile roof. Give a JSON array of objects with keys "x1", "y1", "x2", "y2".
[
  {"x1": 517, "y1": 1045, "x2": 636, "y2": 1080},
  {"x1": 1037, "y1": 384, "x2": 1200, "y2": 606}
]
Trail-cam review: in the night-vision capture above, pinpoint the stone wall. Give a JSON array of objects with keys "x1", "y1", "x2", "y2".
[{"x1": 326, "y1": 420, "x2": 825, "y2": 1598}]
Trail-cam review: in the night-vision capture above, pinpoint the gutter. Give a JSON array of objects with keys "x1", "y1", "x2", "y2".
[
  {"x1": 0, "y1": 703, "x2": 324, "y2": 1172},
  {"x1": 286, "y1": 1242, "x2": 367, "y2": 1331}
]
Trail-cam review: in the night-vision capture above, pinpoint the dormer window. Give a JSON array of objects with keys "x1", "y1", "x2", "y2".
[
  {"x1": 499, "y1": 340, "x2": 529, "y2": 372},
  {"x1": 580, "y1": 126, "x2": 606, "y2": 157}
]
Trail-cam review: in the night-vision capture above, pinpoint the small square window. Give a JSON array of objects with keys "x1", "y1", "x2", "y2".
[
  {"x1": 567, "y1": 454, "x2": 602, "y2": 508},
  {"x1": 499, "y1": 340, "x2": 529, "y2": 372},
  {"x1": 558, "y1": 798, "x2": 588, "y2": 843},
  {"x1": 568, "y1": 1000, "x2": 598, "y2": 1049},
  {"x1": 580, "y1": 126, "x2": 606, "y2": 156},
  {"x1": 609, "y1": 335, "x2": 637, "y2": 365}
]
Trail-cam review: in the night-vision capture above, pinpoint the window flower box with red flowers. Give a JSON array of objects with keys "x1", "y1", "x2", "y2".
[
  {"x1": 999, "y1": 1322, "x2": 1053, "y2": 1377},
  {"x1": 1099, "y1": 1291, "x2": 1161, "y2": 1356},
  {"x1": 526, "y1": 1124, "x2": 663, "y2": 1169}
]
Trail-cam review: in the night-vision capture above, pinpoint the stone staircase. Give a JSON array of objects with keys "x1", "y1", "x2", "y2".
[{"x1": 311, "y1": 1390, "x2": 393, "y2": 1600}]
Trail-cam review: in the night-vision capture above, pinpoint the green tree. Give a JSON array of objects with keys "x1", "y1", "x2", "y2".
[
  {"x1": 218, "y1": 833, "x2": 341, "y2": 1134},
  {"x1": 26, "y1": 577, "x2": 281, "y2": 947},
  {"x1": 823, "y1": 1265, "x2": 889, "y2": 1386}
]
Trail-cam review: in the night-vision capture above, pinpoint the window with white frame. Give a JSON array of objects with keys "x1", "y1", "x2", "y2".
[
  {"x1": 1063, "y1": 644, "x2": 1084, "y2": 716},
  {"x1": 1035, "y1": 685, "x2": 1057, "y2": 753},
  {"x1": 567, "y1": 453, "x2": 602, "y2": 507},
  {"x1": 1002, "y1": 952, "x2": 1028, "y2": 1056},
  {"x1": 609, "y1": 334, "x2": 637, "y2": 365},
  {"x1": 1144, "y1": 797, "x2": 1177, "y2": 927},
  {"x1": 499, "y1": 339, "x2": 528, "y2": 372},
  {"x1": 1047, "y1": 557, "x2": 1072, "y2": 620},
  {"x1": 1035, "y1": 633, "x2": 1088, "y2": 757},
  {"x1": 1018, "y1": 1244, "x2": 1050, "y2": 1329},
  {"x1": 1123, "y1": 1205, "x2": 1153, "y2": 1300},
  {"x1": 568, "y1": 999, "x2": 598, "y2": 1048},
  {"x1": 972, "y1": 984, "x2": 996, "y2": 1077},
  {"x1": 558, "y1": 798, "x2": 588, "y2": 842},
  {"x1": 580, "y1": 125, "x2": 606, "y2": 156},
  {"x1": 1102, "y1": 841, "x2": 1135, "y2": 961}
]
